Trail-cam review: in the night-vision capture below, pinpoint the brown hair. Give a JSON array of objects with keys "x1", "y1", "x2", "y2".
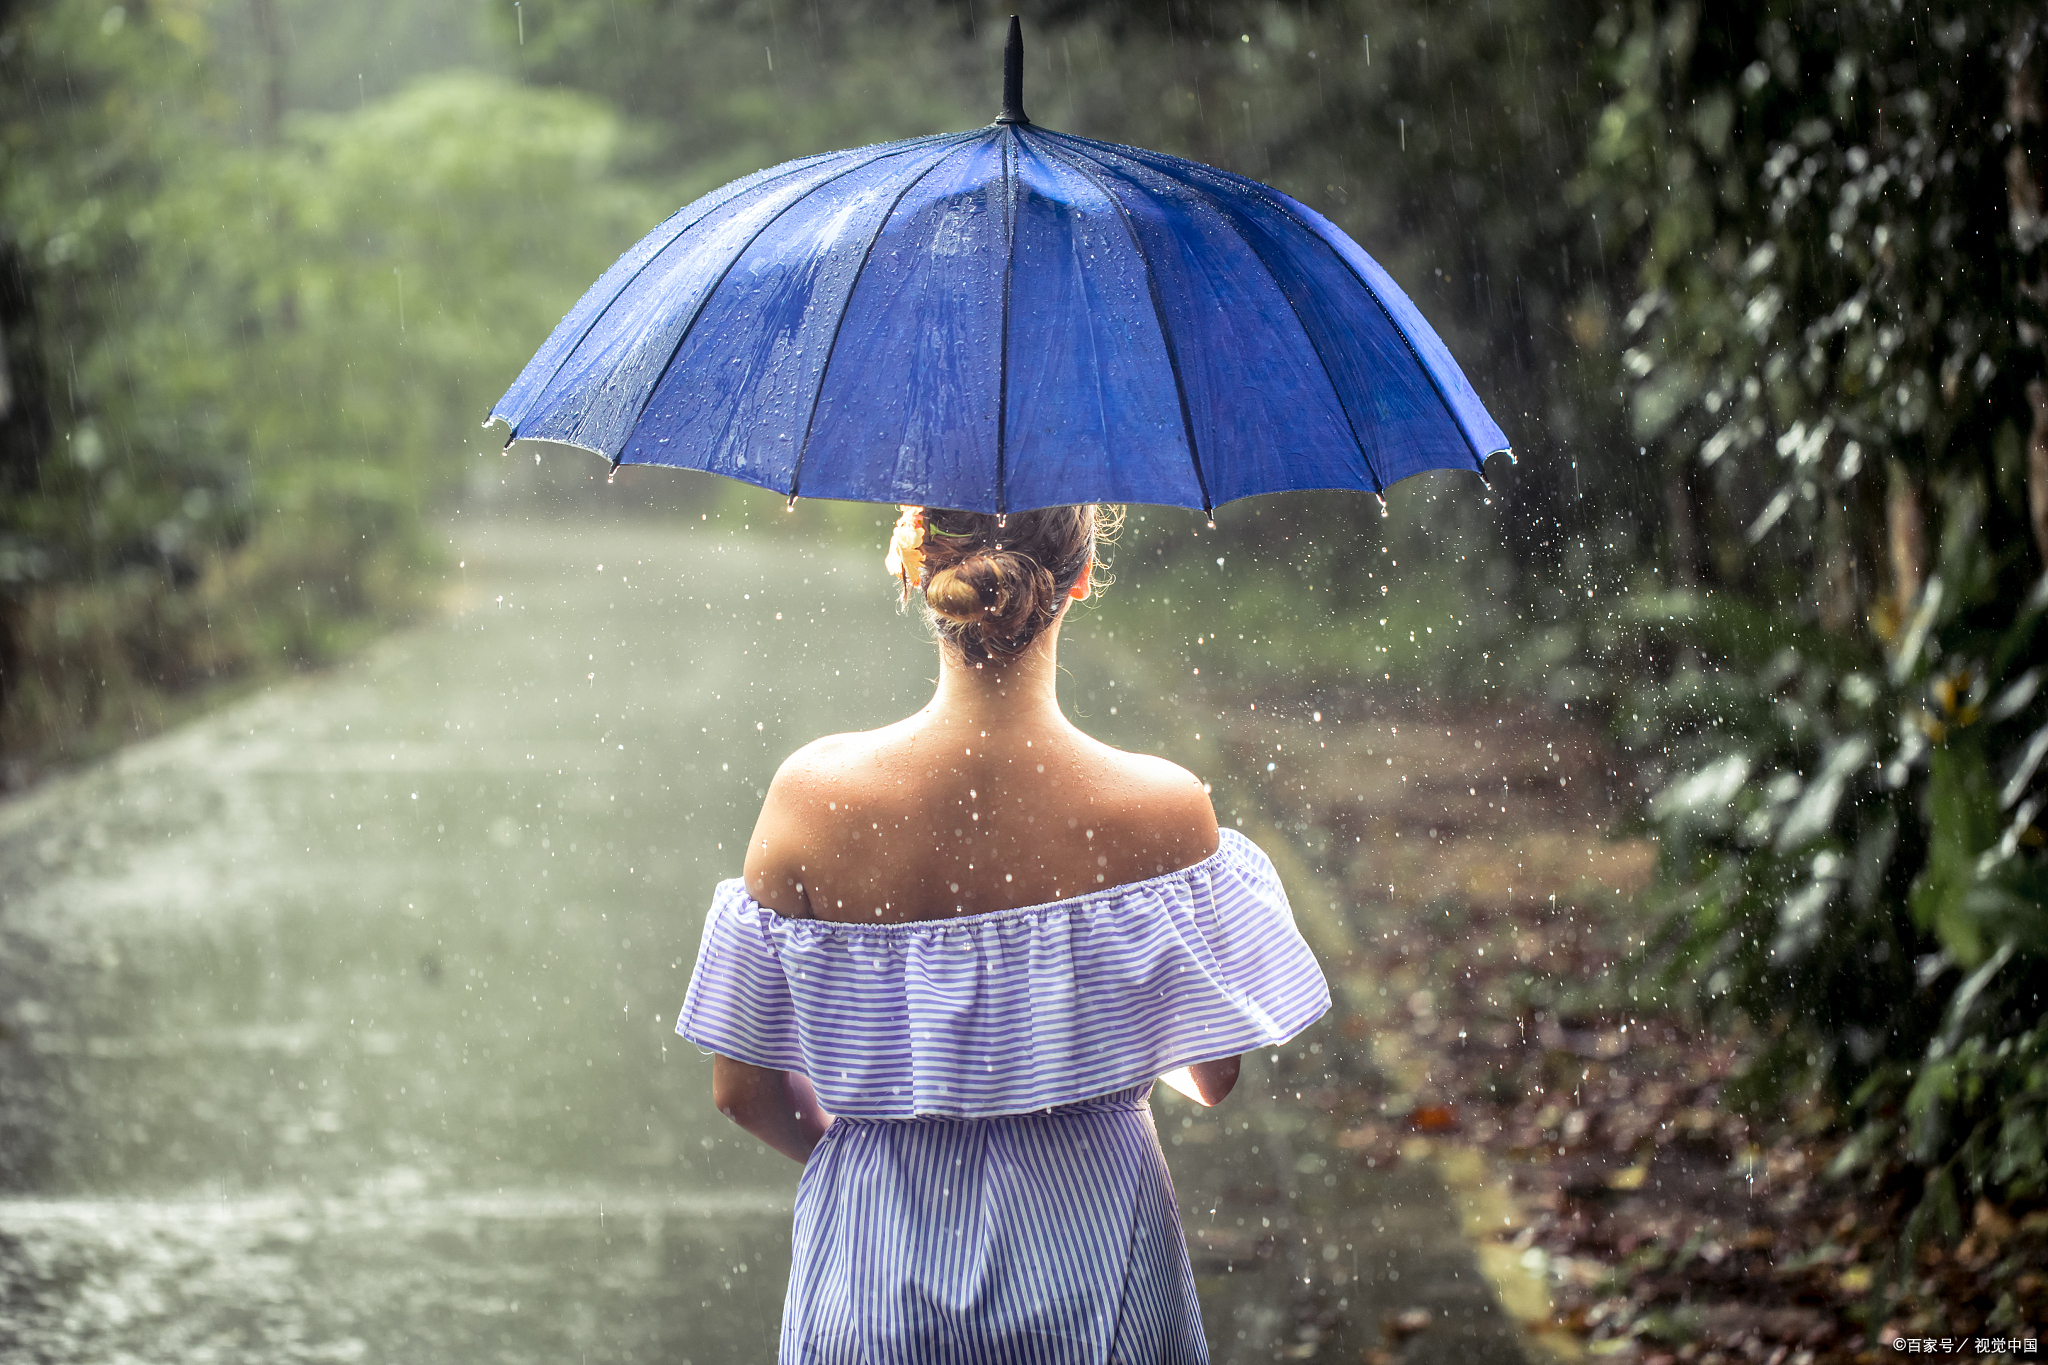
[{"x1": 915, "y1": 505, "x2": 1120, "y2": 665}]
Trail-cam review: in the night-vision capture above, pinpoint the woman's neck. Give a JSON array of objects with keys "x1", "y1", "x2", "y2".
[{"x1": 923, "y1": 620, "x2": 1068, "y2": 733}]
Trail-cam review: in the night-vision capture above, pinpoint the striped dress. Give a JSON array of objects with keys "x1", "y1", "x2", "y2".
[{"x1": 676, "y1": 828, "x2": 1330, "y2": 1364}]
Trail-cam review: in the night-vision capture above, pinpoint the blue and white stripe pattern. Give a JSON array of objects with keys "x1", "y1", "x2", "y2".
[
  {"x1": 784, "y1": 1084, "x2": 1205, "y2": 1364},
  {"x1": 675, "y1": 829, "x2": 1329, "y2": 1363},
  {"x1": 675, "y1": 828, "x2": 1330, "y2": 1119}
]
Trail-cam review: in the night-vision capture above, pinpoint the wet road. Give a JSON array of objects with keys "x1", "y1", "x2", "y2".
[{"x1": 0, "y1": 514, "x2": 1528, "y2": 1363}]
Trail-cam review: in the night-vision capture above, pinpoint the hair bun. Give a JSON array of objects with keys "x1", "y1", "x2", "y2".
[
  {"x1": 925, "y1": 551, "x2": 1054, "y2": 644},
  {"x1": 904, "y1": 505, "x2": 1109, "y2": 665},
  {"x1": 925, "y1": 563, "x2": 991, "y2": 622}
]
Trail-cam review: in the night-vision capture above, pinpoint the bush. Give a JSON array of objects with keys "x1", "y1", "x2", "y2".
[
  {"x1": 1577, "y1": 0, "x2": 2048, "y2": 1303},
  {"x1": 0, "y1": 0, "x2": 664, "y2": 773}
]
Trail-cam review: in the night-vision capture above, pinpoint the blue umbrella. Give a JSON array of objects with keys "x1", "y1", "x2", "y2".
[{"x1": 489, "y1": 18, "x2": 1510, "y2": 517}]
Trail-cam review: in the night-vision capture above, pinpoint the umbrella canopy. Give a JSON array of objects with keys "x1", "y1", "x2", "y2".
[{"x1": 489, "y1": 19, "x2": 1510, "y2": 516}]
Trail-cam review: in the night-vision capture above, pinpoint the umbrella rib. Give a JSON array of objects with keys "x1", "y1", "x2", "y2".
[
  {"x1": 616, "y1": 139, "x2": 961, "y2": 467},
  {"x1": 1189, "y1": 200, "x2": 1388, "y2": 494},
  {"x1": 996, "y1": 128, "x2": 1019, "y2": 517},
  {"x1": 786, "y1": 138, "x2": 973, "y2": 504},
  {"x1": 1065, "y1": 134, "x2": 1495, "y2": 473},
  {"x1": 1107, "y1": 152, "x2": 1387, "y2": 495},
  {"x1": 1248, "y1": 197, "x2": 1488, "y2": 475},
  {"x1": 1111, "y1": 140, "x2": 1490, "y2": 474},
  {"x1": 1034, "y1": 135, "x2": 1212, "y2": 516},
  {"x1": 1155, "y1": 161, "x2": 1392, "y2": 491},
  {"x1": 504, "y1": 146, "x2": 858, "y2": 437}
]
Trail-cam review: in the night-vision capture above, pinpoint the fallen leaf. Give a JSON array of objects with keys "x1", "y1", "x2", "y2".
[
  {"x1": 1383, "y1": 1308, "x2": 1434, "y2": 1341},
  {"x1": 1407, "y1": 1103, "x2": 1460, "y2": 1133}
]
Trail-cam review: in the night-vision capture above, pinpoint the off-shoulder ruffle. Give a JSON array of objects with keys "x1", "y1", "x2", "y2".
[{"x1": 674, "y1": 828, "x2": 1330, "y2": 1118}]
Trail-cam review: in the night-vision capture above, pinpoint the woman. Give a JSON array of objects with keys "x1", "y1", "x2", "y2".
[{"x1": 676, "y1": 504, "x2": 1329, "y2": 1364}]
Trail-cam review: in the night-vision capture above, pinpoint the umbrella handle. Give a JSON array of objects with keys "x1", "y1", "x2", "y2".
[{"x1": 996, "y1": 15, "x2": 1029, "y2": 126}]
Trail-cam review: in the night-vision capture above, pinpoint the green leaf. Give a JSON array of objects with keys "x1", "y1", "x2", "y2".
[
  {"x1": 1777, "y1": 734, "x2": 1874, "y2": 850},
  {"x1": 1933, "y1": 940, "x2": 2015, "y2": 1058},
  {"x1": 1962, "y1": 877, "x2": 2048, "y2": 957},
  {"x1": 1890, "y1": 577, "x2": 1945, "y2": 684},
  {"x1": 1770, "y1": 877, "x2": 1835, "y2": 962},
  {"x1": 1847, "y1": 809, "x2": 1899, "y2": 909},
  {"x1": 1910, "y1": 741, "x2": 2002, "y2": 965},
  {"x1": 1651, "y1": 752, "x2": 1753, "y2": 829},
  {"x1": 2001, "y1": 722, "x2": 2048, "y2": 810},
  {"x1": 1905, "y1": 1059, "x2": 1959, "y2": 1165}
]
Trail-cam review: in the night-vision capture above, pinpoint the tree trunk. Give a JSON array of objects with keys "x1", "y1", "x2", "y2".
[
  {"x1": 1887, "y1": 460, "x2": 1925, "y2": 626},
  {"x1": 2008, "y1": 21, "x2": 2048, "y2": 570},
  {"x1": 1663, "y1": 457, "x2": 1712, "y2": 589},
  {"x1": 246, "y1": 0, "x2": 296, "y2": 334},
  {"x1": 249, "y1": 0, "x2": 287, "y2": 144},
  {"x1": 1819, "y1": 490, "x2": 1860, "y2": 634},
  {"x1": 2030, "y1": 381, "x2": 2048, "y2": 570}
]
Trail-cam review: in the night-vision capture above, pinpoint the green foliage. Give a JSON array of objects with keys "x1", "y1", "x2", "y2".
[
  {"x1": 498, "y1": 0, "x2": 986, "y2": 193},
  {"x1": 1085, "y1": 476, "x2": 1521, "y2": 707},
  {"x1": 1578, "y1": 0, "x2": 2048, "y2": 1289},
  {"x1": 128, "y1": 67, "x2": 661, "y2": 537},
  {"x1": 0, "y1": 0, "x2": 662, "y2": 765},
  {"x1": 1, "y1": 0, "x2": 214, "y2": 587},
  {"x1": 1581, "y1": 0, "x2": 2035, "y2": 594}
]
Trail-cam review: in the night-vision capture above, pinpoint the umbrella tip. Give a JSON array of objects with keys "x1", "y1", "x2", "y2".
[{"x1": 996, "y1": 15, "x2": 1029, "y2": 125}]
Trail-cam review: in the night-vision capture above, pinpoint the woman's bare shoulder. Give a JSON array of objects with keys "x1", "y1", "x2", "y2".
[
  {"x1": 1074, "y1": 733, "x2": 1210, "y2": 797},
  {"x1": 1077, "y1": 741, "x2": 1220, "y2": 858},
  {"x1": 766, "y1": 723, "x2": 913, "y2": 796},
  {"x1": 744, "y1": 727, "x2": 907, "y2": 913},
  {"x1": 752, "y1": 721, "x2": 916, "y2": 825}
]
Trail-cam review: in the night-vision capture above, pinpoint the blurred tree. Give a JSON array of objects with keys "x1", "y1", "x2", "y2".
[
  {"x1": 493, "y1": 0, "x2": 985, "y2": 190},
  {"x1": 123, "y1": 67, "x2": 663, "y2": 631},
  {"x1": 0, "y1": 0, "x2": 661, "y2": 770},
  {"x1": 0, "y1": 1, "x2": 215, "y2": 590}
]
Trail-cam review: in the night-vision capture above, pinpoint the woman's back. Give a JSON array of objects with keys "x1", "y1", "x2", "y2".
[
  {"x1": 743, "y1": 707, "x2": 1219, "y2": 923},
  {"x1": 684, "y1": 502, "x2": 1325, "y2": 1364},
  {"x1": 736, "y1": 502, "x2": 1217, "y2": 926}
]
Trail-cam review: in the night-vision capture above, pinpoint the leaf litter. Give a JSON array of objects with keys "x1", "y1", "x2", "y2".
[{"x1": 1219, "y1": 696, "x2": 2048, "y2": 1365}]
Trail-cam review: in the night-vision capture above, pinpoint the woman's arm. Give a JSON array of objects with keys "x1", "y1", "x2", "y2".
[
  {"x1": 1160, "y1": 1055, "x2": 1241, "y2": 1106},
  {"x1": 711, "y1": 1054, "x2": 833, "y2": 1163},
  {"x1": 719, "y1": 744, "x2": 844, "y2": 1159}
]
